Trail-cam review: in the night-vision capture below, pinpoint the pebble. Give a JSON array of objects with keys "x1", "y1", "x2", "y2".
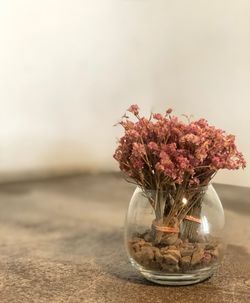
[
  {"x1": 180, "y1": 244, "x2": 195, "y2": 257},
  {"x1": 167, "y1": 249, "x2": 181, "y2": 260},
  {"x1": 155, "y1": 251, "x2": 164, "y2": 263},
  {"x1": 132, "y1": 243, "x2": 141, "y2": 252},
  {"x1": 142, "y1": 242, "x2": 153, "y2": 247},
  {"x1": 202, "y1": 252, "x2": 212, "y2": 265},
  {"x1": 163, "y1": 253, "x2": 179, "y2": 265},
  {"x1": 140, "y1": 246, "x2": 154, "y2": 260},
  {"x1": 191, "y1": 247, "x2": 204, "y2": 266},
  {"x1": 181, "y1": 255, "x2": 191, "y2": 268}
]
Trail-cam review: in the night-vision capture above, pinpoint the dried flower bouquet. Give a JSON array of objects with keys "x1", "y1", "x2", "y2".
[{"x1": 114, "y1": 105, "x2": 246, "y2": 273}]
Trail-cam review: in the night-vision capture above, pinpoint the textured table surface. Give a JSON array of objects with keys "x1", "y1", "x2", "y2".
[{"x1": 0, "y1": 173, "x2": 249, "y2": 303}]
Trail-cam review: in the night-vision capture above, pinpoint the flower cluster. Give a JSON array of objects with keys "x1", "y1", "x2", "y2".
[{"x1": 113, "y1": 105, "x2": 246, "y2": 189}]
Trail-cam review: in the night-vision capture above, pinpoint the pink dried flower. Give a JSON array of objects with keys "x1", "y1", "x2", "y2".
[
  {"x1": 180, "y1": 134, "x2": 200, "y2": 145},
  {"x1": 189, "y1": 177, "x2": 200, "y2": 186},
  {"x1": 131, "y1": 157, "x2": 144, "y2": 169},
  {"x1": 159, "y1": 151, "x2": 170, "y2": 162},
  {"x1": 132, "y1": 142, "x2": 146, "y2": 156},
  {"x1": 119, "y1": 120, "x2": 134, "y2": 130},
  {"x1": 127, "y1": 104, "x2": 139, "y2": 115},
  {"x1": 147, "y1": 142, "x2": 159, "y2": 151},
  {"x1": 155, "y1": 162, "x2": 165, "y2": 172},
  {"x1": 153, "y1": 113, "x2": 163, "y2": 120},
  {"x1": 177, "y1": 156, "x2": 190, "y2": 169},
  {"x1": 126, "y1": 129, "x2": 140, "y2": 139}
]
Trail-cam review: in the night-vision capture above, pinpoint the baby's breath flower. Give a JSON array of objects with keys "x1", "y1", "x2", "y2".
[{"x1": 127, "y1": 104, "x2": 139, "y2": 116}]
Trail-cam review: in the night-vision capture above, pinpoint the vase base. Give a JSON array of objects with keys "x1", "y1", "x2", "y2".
[{"x1": 130, "y1": 259, "x2": 216, "y2": 286}]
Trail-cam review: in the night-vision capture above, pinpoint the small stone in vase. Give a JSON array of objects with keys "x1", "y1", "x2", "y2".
[
  {"x1": 155, "y1": 251, "x2": 164, "y2": 264},
  {"x1": 141, "y1": 246, "x2": 155, "y2": 260},
  {"x1": 160, "y1": 247, "x2": 169, "y2": 254},
  {"x1": 142, "y1": 242, "x2": 153, "y2": 247},
  {"x1": 201, "y1": 252, "x2": 212, "y2": 265},
  {"x1": 168, "y1": 245, "x2": 177, "y2": 250},
  {"x1": 167, "y1": 249, "x2": 181, "y2": 260},
  {"x1": 132, "y1": 242, "x2": 141, "y2": 252},
  {"x1": 191, "y1": 247, "x2": 204, "y2": 266},
  {"x1": 180, "y1": 244, "x2": 195, "y2": 257},
  {"x1": 163, "y1": 253, "x2": 179, "y2": 265},
  {"x1": 181, "y1": 255, "x2": 191, "y2": 268}
]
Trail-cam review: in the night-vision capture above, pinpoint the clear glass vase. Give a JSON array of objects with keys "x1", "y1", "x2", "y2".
[{"x1": 124, "y1": 184, "x2": 225, "y2": 285}]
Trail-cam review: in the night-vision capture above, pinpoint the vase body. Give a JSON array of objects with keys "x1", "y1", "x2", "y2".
[{"x1": 124, "y1": 184, "x2": 225, "y2": 285}]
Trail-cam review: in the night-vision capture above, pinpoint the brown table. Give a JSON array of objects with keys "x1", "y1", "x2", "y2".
[{"x1": 0, "y1": 173, "x2": 249, "y2": 303}]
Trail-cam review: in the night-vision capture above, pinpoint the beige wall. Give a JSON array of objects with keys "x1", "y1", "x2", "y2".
[{"x1": 0, "y1": 1, "x2": 249, "y2": 186}]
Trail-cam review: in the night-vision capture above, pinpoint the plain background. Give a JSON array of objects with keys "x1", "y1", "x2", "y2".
[{"x1": 0, "y1": 0, "x2": 249, "y2": 186}]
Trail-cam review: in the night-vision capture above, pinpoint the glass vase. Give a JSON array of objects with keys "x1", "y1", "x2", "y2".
[{"x1": 124, "y1": 184, "x2": 225, "y2": 285}]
